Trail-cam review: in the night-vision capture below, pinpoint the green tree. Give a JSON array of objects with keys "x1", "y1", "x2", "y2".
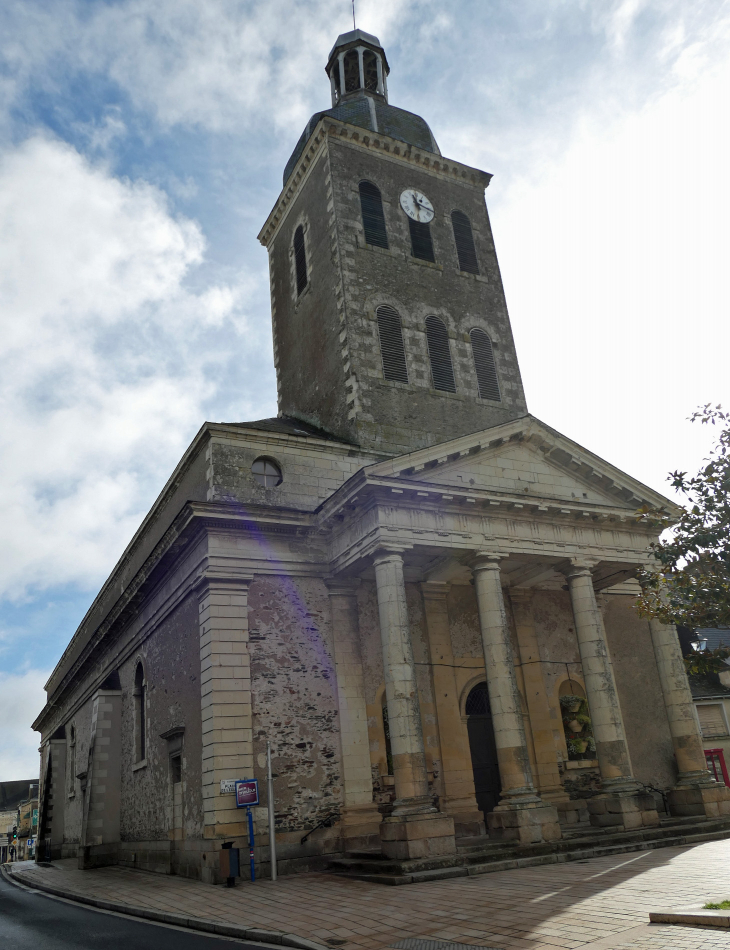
[{"x1": 636, "y1": 405, "x2": 730, "y2": 672}]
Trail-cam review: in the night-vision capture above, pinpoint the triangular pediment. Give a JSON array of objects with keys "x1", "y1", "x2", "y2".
[{"x1": 364, "y1": 414, "x2": 676, "y2": 514}]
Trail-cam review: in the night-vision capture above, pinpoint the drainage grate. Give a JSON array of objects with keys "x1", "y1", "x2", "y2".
[{"x1": 390, "y1": 941, "x2": 500, "y2": 950}]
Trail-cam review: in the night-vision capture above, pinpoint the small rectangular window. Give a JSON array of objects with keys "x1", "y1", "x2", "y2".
[{"x1": 171, "y1": 755, "x2": 182, "y2": 784}]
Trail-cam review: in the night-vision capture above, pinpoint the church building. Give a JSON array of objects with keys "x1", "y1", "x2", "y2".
[{"x1": 33, "y1": 30, "x2": 730, "y2": 883}]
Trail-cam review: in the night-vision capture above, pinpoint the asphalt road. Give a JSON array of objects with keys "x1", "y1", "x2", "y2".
[{"x1": 0, "y1": 870, "x2": 263, "y2": 949}]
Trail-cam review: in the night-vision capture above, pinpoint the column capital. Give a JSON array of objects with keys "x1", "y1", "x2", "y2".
[
  {"x1": 372, "y1": 546, "x2": 409, "y2": 568},
  {"x1": 420, "y1": 580, "x2": 450, "y2": 602},
  {"x1": 468, "y1": 552, "x2": 502, "y2": 574},
  {"x1": 561, "y1": 557, "x2": 599, "y2": 580},
  {"x1": 324, "y1": 577, "x2": 361, "y2": 597}
]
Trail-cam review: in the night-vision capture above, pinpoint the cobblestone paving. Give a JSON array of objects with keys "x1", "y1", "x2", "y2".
[{"x1": 10, "y1": 840, "x2": 730, "y2": 950}]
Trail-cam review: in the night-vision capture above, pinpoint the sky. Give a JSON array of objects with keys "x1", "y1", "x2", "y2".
[{"x1": 1, "y1": 0, "x2": 729, "y2": 779}]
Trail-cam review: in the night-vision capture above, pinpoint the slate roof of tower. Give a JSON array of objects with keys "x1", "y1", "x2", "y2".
[{"x1": 283, "y1": 96, "x2": 441, "y2": 184}]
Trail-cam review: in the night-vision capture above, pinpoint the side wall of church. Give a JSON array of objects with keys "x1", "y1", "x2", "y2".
[
  {"x1": 117, "y1": 592, "x2": 203, "y2": 868},
  {"x1": 248, "y1": 574, "x2": 344, "y2": 868}
]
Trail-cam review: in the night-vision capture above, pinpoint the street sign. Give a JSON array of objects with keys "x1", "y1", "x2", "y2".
[
  {"x1": 220, "y1": 779, "x2": 237, "y2": 794},
  {"x1": 235, "y1": 779, "x2": 259, "y2": 808}
]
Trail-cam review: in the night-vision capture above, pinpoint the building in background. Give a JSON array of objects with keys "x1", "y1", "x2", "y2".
[
  {"x1": 0, "y1": 780, "x2": 38, "y2": 862},
  {"x1": 33, "y1": 30, "x2": 730, "y2": 883}
]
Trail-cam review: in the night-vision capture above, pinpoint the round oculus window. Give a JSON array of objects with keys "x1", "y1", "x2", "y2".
[{"x1": 251, "y1": 457, "x2": 282, "y2": 488}]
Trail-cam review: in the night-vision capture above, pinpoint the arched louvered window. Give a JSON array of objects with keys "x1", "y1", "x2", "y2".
[
  {"x1": 359, "y1": 181, "x2": 388, "y2": 249},
  {"x1": 470, "y1": 328, "x2": 501, "y2": 401},
  {"x1": 409, "y1": 219, "x2": 435, "y2": 262},
  {"x1": 376, "y1": 305, "x2": 408, "y2": 383},
  {"x1": 363, "y1": 50, "x2": 378, "y2": 91},
  {"x1": 343, "y1": 50, "x2": 360, "y2": 92},
  {"x1": 425, "y1": 315, "x2": 456, "y2": 393},
  {"x1": 293, "y1": 225, "x2": 307, "y2": 295},
  {"x1": 451, "y1": 210, "x2": 479, "y2": 274}
]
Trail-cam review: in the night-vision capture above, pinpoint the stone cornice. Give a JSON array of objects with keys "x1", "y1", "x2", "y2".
[{"x1": 257, "y1": 116, "x2": 492, "y2": 248}]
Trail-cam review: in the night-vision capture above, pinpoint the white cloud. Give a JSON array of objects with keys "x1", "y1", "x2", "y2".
[
  {"x1": 0, "y1": 670, "x2": 48, "y2": 779},
  {"x1": 0, "y1": 136, "x2": 255, "y2": 600}
]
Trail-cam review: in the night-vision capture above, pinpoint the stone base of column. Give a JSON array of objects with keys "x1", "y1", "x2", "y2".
[
  {"x1": 556, "y1": 798, "x2": 589, "y2": 826},
  {"x1": 487, "y1": 801, "x2": 562, "y2": 844},
  {"x1": 587, "y1": 791, "x2": 659, "y2": 830},
  {"x1": 667, "y1": 782, "x2": 730, "y2": 819},
  {"x1": 380, "y1": 811, "x2": 456, "y2": 861},
  {"x1": 340, "y1": 803, "x2": 383, "y2": 852}
]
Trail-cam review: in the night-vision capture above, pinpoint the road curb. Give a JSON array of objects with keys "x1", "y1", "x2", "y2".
[
  {"x1": 1, "y1": 864, "x2": 328, "y2": 950},
  {"x1": 649, "y1": 910, "x2": 730, "y2": 929}
]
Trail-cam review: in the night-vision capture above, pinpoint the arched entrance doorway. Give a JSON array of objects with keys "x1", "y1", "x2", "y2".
[{"x1": 465, "y1": 682, "x2": 501, "y2": 817}]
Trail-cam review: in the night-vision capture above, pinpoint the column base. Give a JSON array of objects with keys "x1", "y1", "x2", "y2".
[
  {"x1": 340, "y1": 803, "x2": 382, "y2": 852},
  {"x1": 380, "y1": 811, "x2": 456, "y2": 861},
  {"x1": 587, "y1": 791, "x2": 659, "y2": 830},
  {"x1": 667, "y1": 783, "x2": 730, "y2": 819},
  {"x1": 487, "y1": 801, "x2": 562, "y2": 844}
]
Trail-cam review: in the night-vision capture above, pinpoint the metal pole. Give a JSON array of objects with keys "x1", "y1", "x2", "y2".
[
  {"x1": 246, "y1": 806, "x2": 255, "y2": 883},
  {"x1": 267, "y1": 740, "x2": 277, "y2": 881}
]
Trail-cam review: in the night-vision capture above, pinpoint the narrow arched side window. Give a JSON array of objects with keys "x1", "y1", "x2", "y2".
[
  {"x1": 343, "y1": 49, "x2": 360, "y2": 92},
  {"x1": 376, "y1": 305, "x2": 409, "y2": 383},
  {"x1": 451, "y1": 210, "x2": 479, "y2": 274},
  {"x1": 68, "y1": 726, "x2": 76, "y2": 796},
  {"x1": 359, "y1": 181, "x2": 389, "y2": 249},
  {"x1": 470, "y1": 328, "x2": 501, "y2": 401},
  {"x1": 134, "y1": 662, "x2": 147, "y2": 763},
  {"x1": 293, "y1": 225, "x2": 308, "y2": 296},
  {"x1": 363, "y1": 50, "x2": 378, "y2": 91},
  {"x1": 425, "y1": 315, "x2": 456, "y2": 392}
]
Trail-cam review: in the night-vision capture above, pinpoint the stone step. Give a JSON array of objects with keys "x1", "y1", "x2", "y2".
[{"x1": 329, "y1": 817, "x2": 730, "y2": 885}]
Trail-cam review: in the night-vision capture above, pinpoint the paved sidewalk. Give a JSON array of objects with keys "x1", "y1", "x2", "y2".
[{"x1": 10, "y1": 840, "x2": 730, "y2": 950}]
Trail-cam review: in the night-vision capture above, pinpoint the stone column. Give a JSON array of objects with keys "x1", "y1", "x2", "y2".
[
  {"x1": 421, "y1": 582, "x2": 484, "y2": 837},
  {"x1": 326, "y1": 579, "x2": 382, "y2": 851},
  {"x1": 196, "y1": 571, "x2": 254, "y2": 882},
  {"x1": 471, "y1": 555, "x2": 561, "y2": 844},
  {"x1": 373, "y1": 550, "x2": 456, "y2": 860},
  {"x1": 509, "y1": 590, "x2": 567, "y2": 805},
  {"x1": 564, "y1": 560, "x2": 658, "y2": 829},
  {"x1": 649, "y1": 618, "x2": 730, "y2": 818}
]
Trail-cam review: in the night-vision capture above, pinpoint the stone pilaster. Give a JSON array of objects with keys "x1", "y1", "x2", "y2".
[
  {"x1": 326, "y1": 579, "x2": 382, "y2": 851},
  {"x1": 79, "y1": 689, "x2": 122, "y2": 868},
  {"x1": 196, "y1": 571, "x2": 254, "y2": 880},
  {"x1": 421, "y1": 582, "x2": 484, "y2": 836},
  {"x1": 649, "y1": 617, "x2": 730, "y2": 818},
  {"x1": 509, "y1": 590, "x2": 567, "y2": 804},
  {"x1": 40, "y1": 739, "x2": 67, "y2": 861},
  {"x1": 373, "y1": 550, "x2": 455, "y2": 860},
  {"x1": 564, "y1": 560, "x2": 658, "y2": 829},
  {"x1": 470, "y1": 555, "x2": 561, "y2": 844}
]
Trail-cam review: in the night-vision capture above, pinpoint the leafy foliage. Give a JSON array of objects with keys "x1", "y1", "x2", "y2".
[{"x1": 636, "y1": 405, "x2": 730, "y2": 636}]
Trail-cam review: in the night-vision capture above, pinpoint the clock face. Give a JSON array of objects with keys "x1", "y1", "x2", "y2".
[{"x1": 400, "y1": 189, "x2": 434, "y2": 224}]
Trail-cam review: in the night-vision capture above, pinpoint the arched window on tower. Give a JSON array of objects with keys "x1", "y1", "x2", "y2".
[
  {"x1": 451, "y1": 210, "x2": 479, "y2": 274},
  {"x1": 134, "y1": 661, "x2": 147, "y2": 763},
  {"x1": 359, "y1": 181, "x2": 388, "y2": 249},
  {"x1": 376, "y1": 305, "x2": 408, "y2": 383},
  {"x1": 470, "y1": 328, "x2": 501, "y2": 401},
  {"x1": 425, "y1": 315, "x2": 456, "y2": 392},
  {"x1": 363, "y1": 50, "x2": 378, "y2": 91},
  {"x1": 408, "y1": 218, "x2": 435, "y2": 263},
  {"x1": 293, "y1": 225, "x2": 307, "y2": 295},
  {"x1": 343, "y1": 49, "x2": 360, "y2": 92}
]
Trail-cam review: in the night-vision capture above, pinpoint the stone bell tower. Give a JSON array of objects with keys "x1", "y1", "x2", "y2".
[{"x1": 259, "y1": 30, "x2": 528, "y2": 456}]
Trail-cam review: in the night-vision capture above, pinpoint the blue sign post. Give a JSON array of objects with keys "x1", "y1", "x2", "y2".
[{"x1": 235, "y1": 779, "x2": 259, "y2": 883}]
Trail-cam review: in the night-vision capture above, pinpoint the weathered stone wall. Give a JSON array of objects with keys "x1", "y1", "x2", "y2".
[
  {"x1": 62, "y1": 695, "x2": 93, "y2": 851},
  {"x1": 248, "y1": 575, "x2": 343, "y2": 849}
]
